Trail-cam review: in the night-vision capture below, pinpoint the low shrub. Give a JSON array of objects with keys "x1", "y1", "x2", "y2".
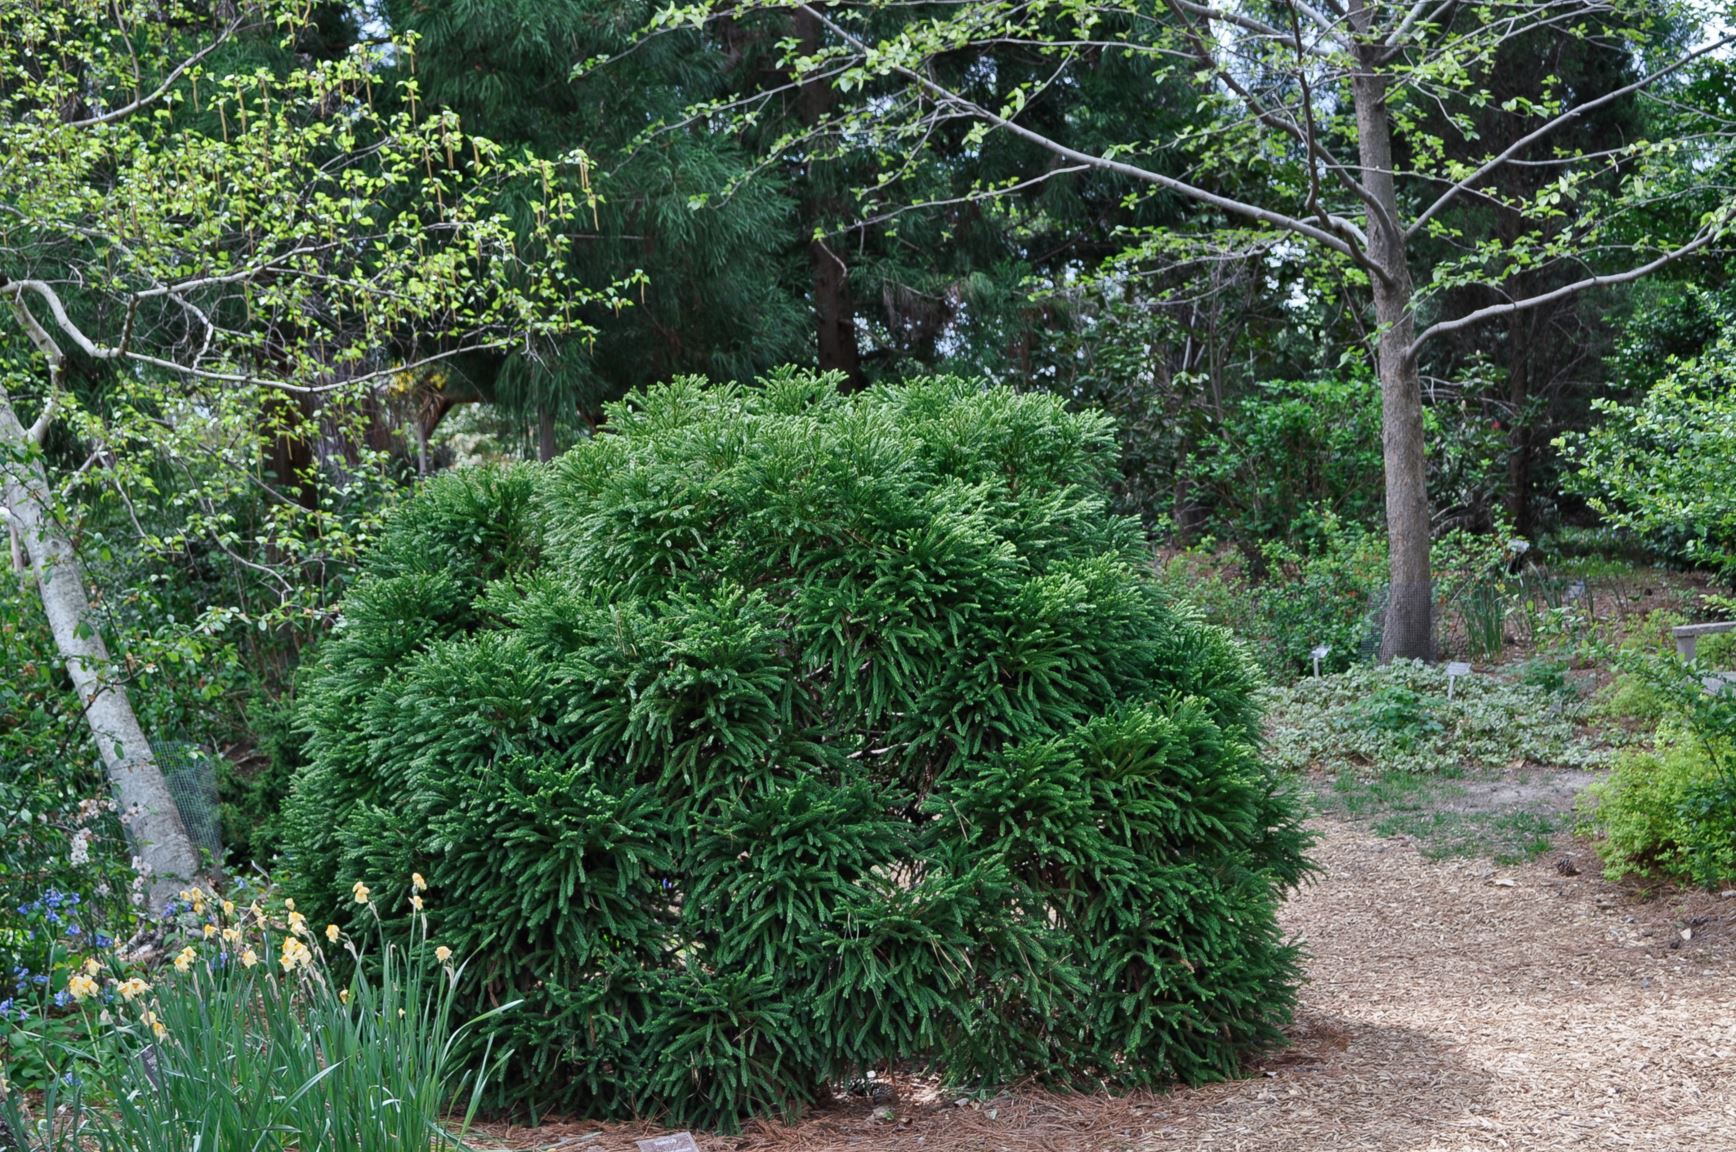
[
  {"x1": 1582, "y1": 642, "x2": 1736, "y2": 888},
  {"x1": 1581, "y1": 729, "x2": 1736, "y2": 888},
  {"x1": 282, "y1": 373, "x2": 1311, "y2": 1130}
]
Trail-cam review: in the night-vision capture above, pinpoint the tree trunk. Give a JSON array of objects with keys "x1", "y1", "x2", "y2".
[
  {"x1": 264, "y1": 389, "x2": 319, "y2": 511},
  {"x1": 1351, "y1": 36, "x2": 1434, "y2": 661},
  {"x1": 537, "y1": 405, "x2": 558, "y2": 462},
  {"x1": 1505, "y1": 309, "x2": 1534, "y2": 537},
  {"x1": 794, "y1": 7, "x2": 865, "y2": 390},
  {"x1": 0, "y1": 377, "x2": 200, "y2": 913}
]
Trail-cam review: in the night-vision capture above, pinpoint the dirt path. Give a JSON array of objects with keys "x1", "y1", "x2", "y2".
[
  {"x1": 1123, "y1": 821, "x2": 1736, "y2": 1150},
  {"x1": 478, "y1": 819, "x2": 1736, "y2": 1152}
]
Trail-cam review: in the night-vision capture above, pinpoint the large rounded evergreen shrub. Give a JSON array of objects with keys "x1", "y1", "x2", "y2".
[{"x1": 283, "y1": 372, "x2": 1310, "y2": 1129}]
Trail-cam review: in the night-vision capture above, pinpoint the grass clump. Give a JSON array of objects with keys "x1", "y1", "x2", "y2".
[
  {"x1": 281, "y1": 372, "x2": 1311, "y2": 1130},
  {"x1": 0, "y1": 884, "x2": 498, "y2": 1152}
]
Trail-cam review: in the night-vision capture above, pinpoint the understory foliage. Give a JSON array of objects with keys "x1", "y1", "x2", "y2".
[
  {"x1": 283, "y1": 372, "x2": 1311, "y2": 1130},
  {"x1": 1266, "y1": 660, "x2": 1609, "y2": 777},
  {"x1": 1582, "y1": 644, "x2": 1736, "y2": 888},
  {"x1": 1564, "y1": 337, "x2": 1736, "y2": 579},
  {"x1": 0, "y1": 587, "x2": 138, "y2": 979}
]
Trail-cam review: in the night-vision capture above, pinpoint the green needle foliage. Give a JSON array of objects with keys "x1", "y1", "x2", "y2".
[{"x1": 283, "y1": 371, "x2": 1311, "y2": 1130}]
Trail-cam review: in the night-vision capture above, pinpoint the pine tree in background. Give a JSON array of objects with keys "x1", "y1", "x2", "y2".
[
  {"x1": 283, "y1": 372, "x2": 1312, "y2": 1130},
  {"x1": 381, "y1": 0, "x2": 810, "y2": 453}
]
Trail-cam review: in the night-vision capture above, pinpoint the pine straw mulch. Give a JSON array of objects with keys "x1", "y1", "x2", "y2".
[{"x1": 472, "y1": 818, "x2": 1736, "y2": 1152}]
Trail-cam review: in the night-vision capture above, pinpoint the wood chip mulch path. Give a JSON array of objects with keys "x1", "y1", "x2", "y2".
[{"x1": 474, "y1": 818, "x2": 1736, "y2": 1151}]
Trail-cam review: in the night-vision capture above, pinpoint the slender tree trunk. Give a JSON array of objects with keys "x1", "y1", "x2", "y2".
[
  {"x1": 0, "y1": 374, "x2": 200, "y2": 913},
  {"x1": 794, "y1": 7, "x2": 865, "y2": 389},
  {"x1": 1506, "y1": 309, "x2": 1533, "y2": 537},
  {"x1": 537, "y1": 406, "x2": 558, "y2": 462},
  {"x1": 1351, "y1": 36, "x2": 1434, "y2": 661}
]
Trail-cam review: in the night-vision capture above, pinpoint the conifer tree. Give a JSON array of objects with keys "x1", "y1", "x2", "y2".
[{"x1": 284, "y1": 373, "x2": 1312, "y2": 1129}]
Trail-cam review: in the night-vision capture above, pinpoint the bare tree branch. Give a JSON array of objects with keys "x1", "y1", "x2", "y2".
[
  {"x1": 1408, "y1": 216, "x2": 1732, "y2": 355},
  {"x1": 1407, "y1": 29, "x2": 1736, "y2": 237},
  {"x1": 2, "y1": 277, "x2": 533, "y2": 397},
  {"x1": 799, "y1": 4, "x2": 1370, "y2": 262}
]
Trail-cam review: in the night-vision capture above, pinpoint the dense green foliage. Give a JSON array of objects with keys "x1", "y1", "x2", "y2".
[
  {"x1": 1582, "y1": 642, "x2": 1736, "y2": 887},
  {"x1": 282, "y1": 374, "x2": 1310, "y2": 1129},
  {"x1": 1584, "y1": 728, "x2": 1736, "y2": 888},
  {"x1": 1565, "y1": 338, "x2": 1736, "y2": 578}
]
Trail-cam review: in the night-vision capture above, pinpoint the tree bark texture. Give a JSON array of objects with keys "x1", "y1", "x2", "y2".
[
  {"x1": 794, "y1": 6, "x2": 865, "y2": 389},
  {"x1": 0, "y1": 376, "x2": 200, "y2": 912},
  {"x1": 1351, "y1": 33, "x2": 1434, "y2": 661}
]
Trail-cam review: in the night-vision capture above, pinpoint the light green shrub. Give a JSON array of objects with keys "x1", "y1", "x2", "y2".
[{"x1": 1582, "y1": 728, "x2": 1736, "y2": 887}]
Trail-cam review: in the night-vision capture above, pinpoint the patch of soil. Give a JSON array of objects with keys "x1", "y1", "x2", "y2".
[{"x1": 1442, "y1": 769, "x2": 1601, "y2": 815}]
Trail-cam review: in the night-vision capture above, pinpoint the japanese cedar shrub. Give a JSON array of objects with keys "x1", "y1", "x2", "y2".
[{"x1": 282, "y1": 372, "x2": 1310, "y2": 1129}]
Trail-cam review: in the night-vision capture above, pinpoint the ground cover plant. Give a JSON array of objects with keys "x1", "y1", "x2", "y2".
[
  {"x1": 1265, "y1": 659, "x2": 1615, "y2": 863},
  {"x1": 1265, "y1": 660, "x2": 1610, "y2": 779},
  {"x1": 281, "y1": 372, "x2": 1312, "y2": 1130}
]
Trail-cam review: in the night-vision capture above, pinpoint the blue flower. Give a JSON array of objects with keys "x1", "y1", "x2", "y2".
[
  {"x1": 53, "y1": 990, "x2": 70, "y2": 1008},
  {"x1": 94, "y1": 933, "x2": 113, "y2": 949}
]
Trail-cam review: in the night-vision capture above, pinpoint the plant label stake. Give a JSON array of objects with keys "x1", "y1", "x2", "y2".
[
  {"x1": 1446, "y1": 661, "x2": 1472, "y2": 699},
  {"x1": 1311, "y1": 645, "x2": 1331, "y2": 678},
  {"x1": 637, "y1": 1135, "x2": 699, "y2": 1152}
]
